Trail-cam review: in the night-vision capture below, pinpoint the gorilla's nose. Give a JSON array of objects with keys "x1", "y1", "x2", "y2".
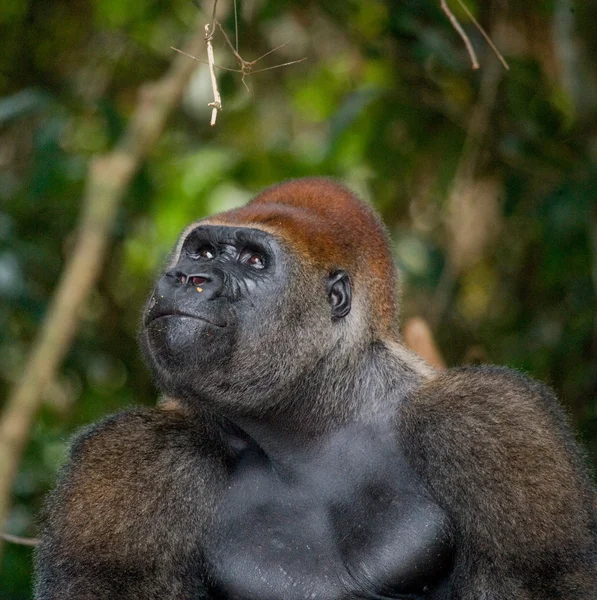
[
  {"x1": 164, "y1": 267, "x2": 225, "y2": 300},
  {"x1": 176, "y1": 273, "x2": 209, "y2": 287},
  {"x1": 166, "y1": 264, "x2": 214, "y2": 286}
]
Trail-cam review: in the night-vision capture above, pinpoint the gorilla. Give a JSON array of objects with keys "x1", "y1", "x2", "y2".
[{"x1": 35, "y1": 178, "x2": 597, "y2": 599}]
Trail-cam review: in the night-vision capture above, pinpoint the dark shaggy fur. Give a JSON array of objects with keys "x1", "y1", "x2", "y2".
[{"x1": 36, "y1": 178, "x2": 597, "y2": 599}]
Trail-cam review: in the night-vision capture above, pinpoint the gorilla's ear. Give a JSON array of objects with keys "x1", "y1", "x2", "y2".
[{"x1": 327, "y1": 271, "x2": 351, "y2": 320}]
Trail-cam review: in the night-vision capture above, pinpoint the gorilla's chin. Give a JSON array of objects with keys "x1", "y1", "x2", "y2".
[{"x1": 142, "y1": 315, "x2": 233, "y2": 377}]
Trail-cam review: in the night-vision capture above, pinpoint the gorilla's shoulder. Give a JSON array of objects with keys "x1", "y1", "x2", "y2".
[
  {"x1": 403, "y1": 364, "x2": 585, "y2": 474},
  {"x1": 46, "y1": 405, "x2": 223, "y2": 523},
  {"x1": 71, "y1": 405, "x2": 200, "y2": 458},
  {"x1": 39, "y1": 405, "x2": 226, "y2": 569},
  {"x1": 427, "y1": 363, "x2": 545, "y2": 388},
  {"x1": 412, "y1": 364, "x2": 561, "y2": 413},
  {"x1": 62, "y1": 404, "x2": 224, "y2": 491}
]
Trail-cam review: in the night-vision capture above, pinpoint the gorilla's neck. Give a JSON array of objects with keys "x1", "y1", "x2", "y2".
[{"x1": 223, "y1": 340, "x2": 433, "y2": 465}]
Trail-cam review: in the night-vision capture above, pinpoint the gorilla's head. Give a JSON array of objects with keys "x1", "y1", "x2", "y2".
[{"x1": 140, "y1": 178, "x2": 398, "y2": 415}]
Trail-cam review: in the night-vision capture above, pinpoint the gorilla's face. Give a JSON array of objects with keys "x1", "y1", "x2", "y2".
[
  {"x1": 141, "y1": 226, "x2": 287, "y2": 396},
  {"x1": 140, "y1": 224, "x2": 352, "y2": 412}
]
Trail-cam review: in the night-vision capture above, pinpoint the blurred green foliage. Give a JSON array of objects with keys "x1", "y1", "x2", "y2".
[{"x1": 1, "y1": 0, "x2": 597, "y2": 596}]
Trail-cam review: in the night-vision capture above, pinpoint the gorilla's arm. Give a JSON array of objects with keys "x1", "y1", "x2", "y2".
[
  {"x1": 35, "y1": 406, "x2": 225, "y2": 600},
  {"x1": 402, "y1": 365, "x2": 597, "y2": 599}
]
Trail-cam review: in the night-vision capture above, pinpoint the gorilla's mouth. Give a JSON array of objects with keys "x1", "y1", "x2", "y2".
[{"x1": 146, "y1": 311, "x2": 227, "y2": 328}]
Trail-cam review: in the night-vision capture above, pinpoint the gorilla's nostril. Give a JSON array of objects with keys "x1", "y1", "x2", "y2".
[{"x1": 176, "y1": 273, "x2": 208, "y2": 286}]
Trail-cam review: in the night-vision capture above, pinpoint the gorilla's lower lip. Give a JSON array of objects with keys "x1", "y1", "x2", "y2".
[{"x1": 148, "y1": 313, "x2": 227, "y2": 328}]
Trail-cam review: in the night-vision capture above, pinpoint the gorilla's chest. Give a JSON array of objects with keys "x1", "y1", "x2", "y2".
[{"x1": 205, "y1": 428, "x2": 453, "y2": 600}]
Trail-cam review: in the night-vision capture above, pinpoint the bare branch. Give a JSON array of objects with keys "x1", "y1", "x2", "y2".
[
  {"x1": 455, "y1": 0, "x2": 509, "y2": 70},
  {"x1": 205, "y1": 24, "x2": 222, "y2": 126},
  {"x1": 175, "y1": 4, "x2": 306, "y2": 118},
  {"x1": 0, "y1": 20, "x2": 207, "y2": 560},
  {"x1": 441, "y1": 0, "x2": 479, "y2": 70}
]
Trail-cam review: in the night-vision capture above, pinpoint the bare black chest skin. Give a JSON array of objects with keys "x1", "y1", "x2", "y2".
[{"x1": 204, "y1": 424, "x2": 453, "y2": 600}]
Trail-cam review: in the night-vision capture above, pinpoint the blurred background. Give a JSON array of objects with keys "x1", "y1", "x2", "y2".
[{"x1": 1, "y1": 0, "x2": 597, "y2": 596}]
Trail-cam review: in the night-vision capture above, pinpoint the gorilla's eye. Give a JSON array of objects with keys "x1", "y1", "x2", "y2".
[
  {"x1": 240, "y1": 248, "x2": 265, "y2": 270},
  {"x1": 193, "y1": 246, "x2": 215, "y2": 260}
]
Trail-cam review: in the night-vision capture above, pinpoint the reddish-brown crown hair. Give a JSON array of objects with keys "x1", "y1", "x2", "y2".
[{"x1": 204, "y1": 178, "x2": 399, "y2": 338}]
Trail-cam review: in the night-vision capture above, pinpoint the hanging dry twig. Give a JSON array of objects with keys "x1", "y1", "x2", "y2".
[
  {"x1": 454, "y1": 0, "x2": 509, "y2": 70},
  {"x1": 205, "y1": 23, "x2": 222, "y2": 126},
  {"x1": 215, "y1": 21, "x2": 306, "y2": 91},
  {"x1": 441, "y1": 0, "x2": 509, "y2": 71},
  {"x1": 441, "y1": 0, "x2": 480, "y2": 69},
  {"x1": 173, "y1": 0, "x2": 306, "y2": 124}
]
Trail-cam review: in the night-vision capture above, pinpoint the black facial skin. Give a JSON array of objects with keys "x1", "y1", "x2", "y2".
[{"x1": 142, "y1": 226, "x2": 278, "y2": 368}]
